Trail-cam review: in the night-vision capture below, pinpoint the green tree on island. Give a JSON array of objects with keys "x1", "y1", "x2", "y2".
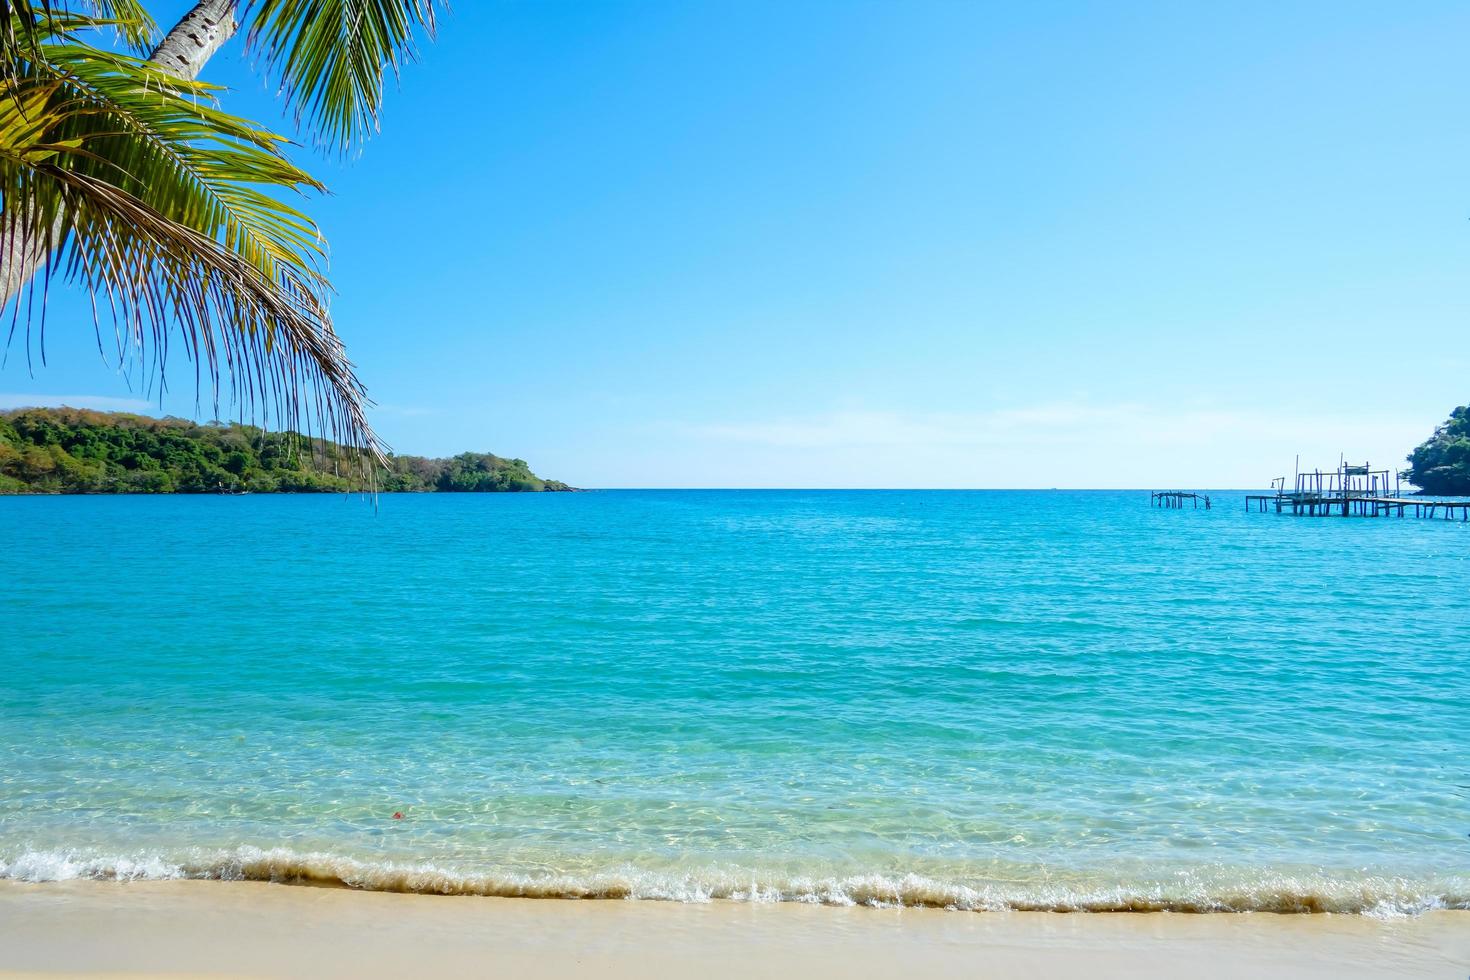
[
  {"x1": 1, "y1": 1, "x2": 437, "y2": 461},
  {"x1": 1404, "y1": 404, "x2": 1470, "y2": 496},
  {"x1": 0, "y1": 408, "x2": 570, "y2": 493}
]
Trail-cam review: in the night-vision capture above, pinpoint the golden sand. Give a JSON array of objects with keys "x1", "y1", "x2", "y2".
[{"x1": 0, "y1": 879, "x2": 1466, "y2": 978}]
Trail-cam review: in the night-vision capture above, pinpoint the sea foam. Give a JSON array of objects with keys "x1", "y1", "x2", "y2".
[{"x1": 3, "y1": 846, "x2": 1465, "y2": 917}]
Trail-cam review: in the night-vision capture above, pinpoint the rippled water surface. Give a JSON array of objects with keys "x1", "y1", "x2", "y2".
[{"x1": 2, "y1": 491, "x2": 1467, "y2": 911}]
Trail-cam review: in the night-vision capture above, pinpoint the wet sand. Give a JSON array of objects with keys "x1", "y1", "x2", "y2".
[{"x1": 0, "y1": 879, "x2": 1465, "y2": 978}]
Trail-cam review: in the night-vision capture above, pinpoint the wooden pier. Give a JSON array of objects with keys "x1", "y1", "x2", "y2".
[
  {"x1": 1247, "y1": 493, "x2": 1470, "y2": 520},
  {"x1": 1152, "y1": 491, "x2": 1211, "y2": 509},
  {"x1": 1245, "y1": 460, "x2": 1470, "y2": 521}
]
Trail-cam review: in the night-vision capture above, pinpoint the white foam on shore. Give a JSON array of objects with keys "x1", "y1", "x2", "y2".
[
  {"x1": 1, "y1": 849, "x2": 186, "y2": 883},
  {"x1": 2, "y1": 845, "x2": 1464, "y2": 917}
]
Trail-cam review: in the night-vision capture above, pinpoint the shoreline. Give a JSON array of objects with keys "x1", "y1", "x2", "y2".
[
  {"x1": 1, "y1": 880, "x2": 1467, "y2": 978},
  {"x1": 5, "y1": 845, "x2": 1463, "y2": 914}
]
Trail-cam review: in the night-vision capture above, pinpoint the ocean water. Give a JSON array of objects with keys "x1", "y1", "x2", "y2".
[{"x1": 2, "y1": 490, "x2": 1467, "y2": 914}]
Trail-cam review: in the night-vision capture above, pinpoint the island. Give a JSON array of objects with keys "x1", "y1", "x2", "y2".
[
  {"x1": 0, "y1": 408, "x2": 573, "y2": 494},
  {"x1": 1404, "y1": 403, "x2": 1470, "y2": 496}
]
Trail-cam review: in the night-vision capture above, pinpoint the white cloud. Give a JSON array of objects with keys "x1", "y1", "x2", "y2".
[
  {"x1": 689, "y1": 404, "x2": 1419, "y2": 451},
  {"x1": 0, "y1": 393, "x2": 154, "y2": 412},
  {"x1": 667, "y1": 403, "x2": 1429, "y2": 488}
]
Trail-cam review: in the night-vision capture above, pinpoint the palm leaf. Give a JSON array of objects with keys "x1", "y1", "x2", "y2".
[
  {"x1": 84, "y1": 1, "x2": 157, "y2": 51},
  {"x1": 4, "y1": 2, "x2": 154, "y2": 62},
  {"x1": 1, "y1": 26, "x2": 379, "y2": 462},
  {"x1": 243, "y1": 0, "x2": 436, "y2": 149}
]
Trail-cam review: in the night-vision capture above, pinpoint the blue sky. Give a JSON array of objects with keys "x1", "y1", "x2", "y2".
[{"x1": 5, "y1": 1, "x2": 1470, "y2": 487}]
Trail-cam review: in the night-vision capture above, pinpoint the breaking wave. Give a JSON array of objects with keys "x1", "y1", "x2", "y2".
[{"x1": 3, "y1": 846, "x2": 1465, "y2": 917}]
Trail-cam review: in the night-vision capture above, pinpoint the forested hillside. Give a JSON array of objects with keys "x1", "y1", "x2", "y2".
[
  {"x1": 0, "y1": 409, "x2": 571, "y2": 494},
  {"x1": 1404, "y1": 404, "x2": 1470, "y2": 496}
]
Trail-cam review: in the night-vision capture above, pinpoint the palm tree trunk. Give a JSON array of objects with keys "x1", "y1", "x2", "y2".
[
  {"x1": 0, "y1": 0, "x2": 240, "y2": 306},
  {"x1": 149, "y1": 0, "x2": 239, "y2": 81}
]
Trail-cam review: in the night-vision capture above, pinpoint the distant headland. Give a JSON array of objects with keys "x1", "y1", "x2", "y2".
[
  {"x1": 1404, "y1": 403, "x2": 1470, "y2": 497},
  {"x1": 0, "y1": 408, "x2": 573, "y2": 494}
]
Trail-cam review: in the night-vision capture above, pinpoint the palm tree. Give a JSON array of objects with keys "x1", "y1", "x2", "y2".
[{"x1": 0, "y1": 0, "x2": 436, "y2": 458}]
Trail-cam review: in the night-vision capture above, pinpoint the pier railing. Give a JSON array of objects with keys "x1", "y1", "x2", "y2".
[
  {"x1": 1244, "y1": 460, "x2": 1468, "y2": 520},
  {"x1": 1151, "y1": 491, "x2": 1210, "y2": 509}
]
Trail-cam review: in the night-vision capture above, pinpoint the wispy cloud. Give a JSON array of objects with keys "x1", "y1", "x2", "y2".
[
  {"x1": 686, "y1": 403, "x2": 1423, "y2": 451},
  {"x1": 0, "y1": 393, "x2": 154, "y2": 412},
  {"x1": 669, "y1": 403, "x2": 1428, "y2": 488}
]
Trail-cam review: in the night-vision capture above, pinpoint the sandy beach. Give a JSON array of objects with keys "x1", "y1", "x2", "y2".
[{"x1": 0, "y1": 880, "x2": 1465, "y2": 979}]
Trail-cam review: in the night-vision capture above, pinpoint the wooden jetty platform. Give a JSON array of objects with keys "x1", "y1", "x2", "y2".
[
  {"x1": 1247, "y1": 492, "x2": 1470, "y2": 519},
  {"x1": 1152, "y1": 491, "x2": 1211, "y2": 509},
  {"x1": 1245, "y1": 459, "x2": 1470, "y2": 520}
]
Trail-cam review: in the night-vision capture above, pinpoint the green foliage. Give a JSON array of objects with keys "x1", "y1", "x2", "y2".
[
  {"x1": 246, "y1": 0, "x2": 438, "y2": 150},
  {"x1": 0, "y1": 408, "x2": 570, "y2": 494},
  {"x1": 1405, "y1": 404, "x2": 1470, "y2": 496},
  {"x1": 0, "y1": 1, "x2": 437, "y2": 462}
]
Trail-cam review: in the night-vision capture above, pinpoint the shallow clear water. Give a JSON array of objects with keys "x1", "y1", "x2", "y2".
[{"x1": 2, "y1": 491, "x2": 1467, "y2": 912}]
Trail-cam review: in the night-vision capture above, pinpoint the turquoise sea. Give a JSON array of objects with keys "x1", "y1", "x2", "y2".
[{"x1": 2, "y1": 491, "x2": 1467, "y2": 913}]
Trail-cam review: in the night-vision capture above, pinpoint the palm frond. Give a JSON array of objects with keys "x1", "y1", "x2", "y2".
[
  {"x1": 2, "y1": 2, "x2": 50, "y2": 75},
  {"x1": 243, "y1": 0, "x2": 436, "y2": 149},
  {"x1": 5, "y1": 2, "x2": 154, "y2": 59},
  {"x1": 0, "y1": 32, "x2": 380, "y2": 462},
  {"x1": 83, "y1": 1, "x2": 157, "y2": 51}
]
